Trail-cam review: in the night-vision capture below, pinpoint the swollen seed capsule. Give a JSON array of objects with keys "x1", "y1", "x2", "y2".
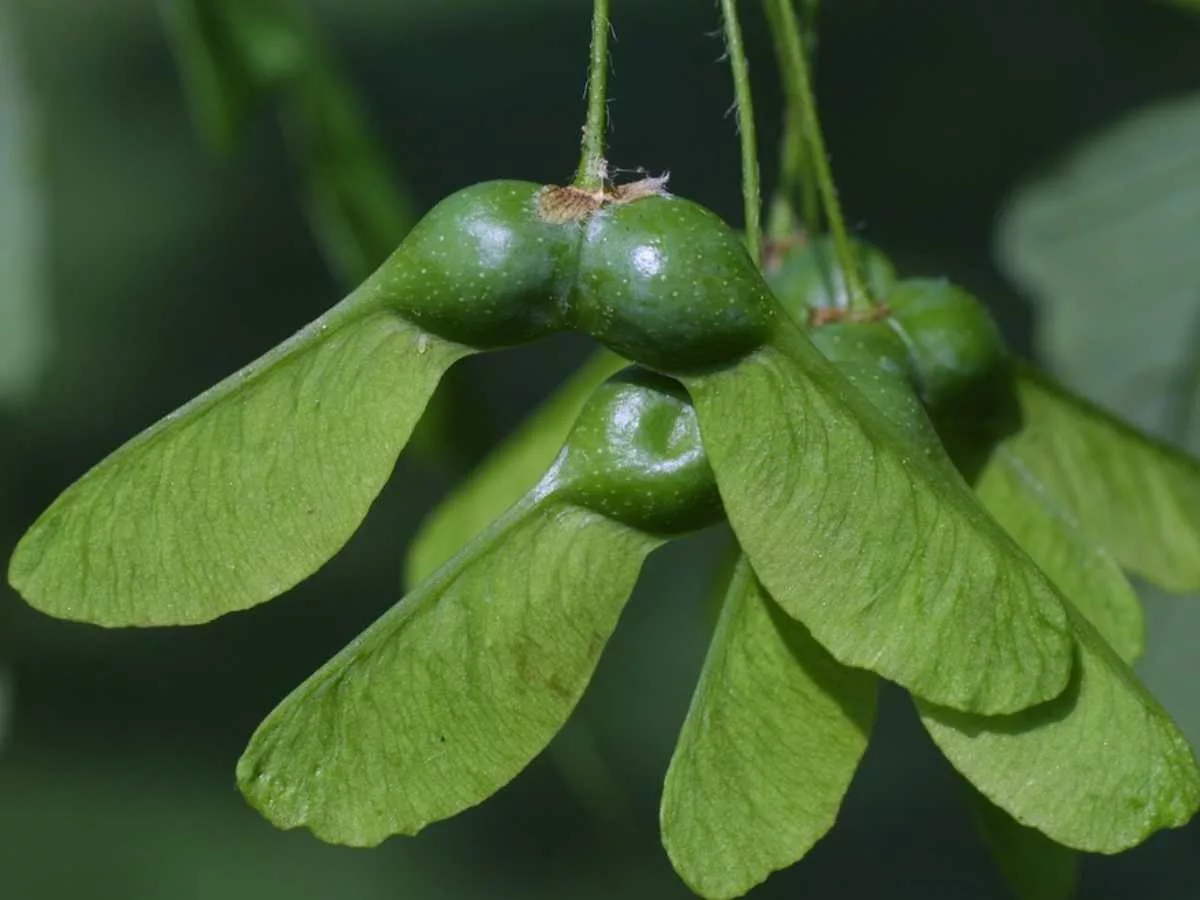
[
  {"x1": 550, "y1": 368, "x2": 722, "y2": 536},
  {"x1": 569, "y1": 196, "x2": 778, "y2": 373},
  {"x1": 369, "y1": 180, "x2": 571, "y2": 348},
  {"x1": 885, "y1": 279, "x2": 1008, "y2": 411}
]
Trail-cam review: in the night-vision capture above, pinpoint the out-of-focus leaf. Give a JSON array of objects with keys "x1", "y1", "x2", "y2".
[
  {"x1": 0, "y1": 3, "x2": 50, "y2": 406},
  {"x1": 996, "y1": 92, "x2": 1200, "y2": 439},
  {"x1": 238, "y1": 495, "x2": 661, "y2": 846},
  {"x1": 1174, "y1": 319, "x2": 1200, "y2": 449},
  {"x1": 0, "y1": 667, "x2": 11, "y2": 750},
  {"x1": 684, "y1": 321, "x2": 1072, "y2": 715},
  {"x1": 662, "y1": 555, "x2": 874, "y2": 900},
  {"x1": 920, "y1": 606, "x2": 1200, "y2": 853},
  {"x1": 407, "y1": 350, "x2": 626, "y2": 586},
  {"x1": 966, "y1": 786, "x2": 1078, "y2": 900},
  {"x1": 8, "y1": 289, "x2": 468, "y2": 626}
]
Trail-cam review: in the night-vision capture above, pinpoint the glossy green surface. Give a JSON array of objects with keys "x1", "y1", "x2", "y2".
[
  {"x1": 375, "y1": 182, "x2": 780, "y2": 369},
  {"x1": 887, "y1": 278, "x2": 1008, "y2": 411},
  {"x1": 406, "y1": 233, "x2": 861, "y2": 586},
  {"x1": 375, "y1": 180, "x2": 568, "y2": 348},
  {"x1": 570, "y1": 195, "x2": 778, "y2": 372},
  {"x1": 551, "y1": 368, "x2": 722, "y2": 536}
]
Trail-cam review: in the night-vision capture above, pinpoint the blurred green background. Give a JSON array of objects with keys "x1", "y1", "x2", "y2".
[{"x1": 3, "y1": 0, "x2": 1200, "y2": 897}]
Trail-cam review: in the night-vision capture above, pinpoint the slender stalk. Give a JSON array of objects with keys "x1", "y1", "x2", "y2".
[
  {"x1": 800, "y1": 0, "x2": 820, "y2": 49},
  {"x1": 789, "y1": 107, "x2": 821, "y2": 232},
  {"x1": 719, "y1": 0, "x2": 763, "y2": 266},
  {"x1": 799, "y1": 0, "x2": 823, "y2": 234},
  {"x1": 766, "y1": 0, "x2": 820, "y2": 234},
  {"x1": 575, "y1": 0, "x2": 611, "y2": 192},
  {"x1": 768, "y1": 0, "x2": 870, "y2": 310}
]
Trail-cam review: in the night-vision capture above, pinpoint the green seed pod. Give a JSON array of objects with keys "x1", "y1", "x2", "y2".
[
  {"x1": 549, "y1": 368, "x2": 722, "y2": 536},
  {"x1": 768, "y1": 235, "x2": 897, "y2": 316},
  {"x1": 808, "y1": 320, "x2": 942, "y2": 456},
  {"x1": 885, "y1": 279, "x2": 1015, "y2": 477},
  {"x1": 569, "y1": 196, "x2": 778, "y2": 372},
  {"x1": 372, "y1": 180, "x2": 569, "y2": 348},
  {"x1": 885, "y1": 278, "x2": 1008, "y2": 411}
]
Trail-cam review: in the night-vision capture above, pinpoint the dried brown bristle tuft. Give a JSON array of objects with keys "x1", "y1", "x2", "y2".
[
  {"x1": 807, "y1": 304, "x2": 892, "y2": 327},
  {"x1": 536, "y1": 172, "x2": 670, "y2": 224},
  {"x1": 537, "y1": 185, "x2": 605, "y2": 224},
  {"x1": 609, "y1": 174, "x2": 671, "y2": 205}
]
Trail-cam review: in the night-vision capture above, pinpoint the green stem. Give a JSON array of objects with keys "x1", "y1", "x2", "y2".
[
  {"x1": 719, "y1": 0, "x2": 763, "y2": 267},
  {"x1": 575, "y1": 0, "x2": 611, "y2": 191},
  {"x1": 801, "y1": 0, "x2": 820, "y2": 52},
  {"x1": 799, "y1": 0, "x2": 823, "y2": 237},
  {"x1": 767, "y1": 0, "x2": 820, "y2": 234},
  {"x1": 768, "y1": 0, "x2": 870, "y2": 310},
  {"x1": 547, "y1": 717, "x2": 638, "y2": 842},
  {"x1": 791, "y1": 107, "x2": 821, "y2": 232}
]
